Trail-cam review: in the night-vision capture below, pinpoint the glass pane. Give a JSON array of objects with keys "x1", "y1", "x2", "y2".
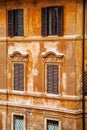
[
  {"x1": 48, "y1": 7, "x2": 58, "y2": 35},
  {"x1": 47, "y1": 120, "x2": 59, "y2": 130},
  {"x1": 14, "y1": 115, "x2": 24, "y2": 130}
]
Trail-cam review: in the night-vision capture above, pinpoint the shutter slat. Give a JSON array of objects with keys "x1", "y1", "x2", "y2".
[
  {"x1": 47, "y1": 65, "x2": 53, "y2": 93},
  {"x1": 41, "y1": 8, "x2": 48, "y2": 36},
  {"x1": 8, "y1": 10, "x2": 13, "y2": 36},
  {"x1": 14, "y1": 64, "x2": 24, "y2": 91},
  {"x1": 53, "y1": 65, "x2": 58, "y2": 94},
  {"x1": 47, "y1": 65, "x2": 58, "y2": 94},
  {"x1": 57, "y1": 6, "x2": 64, "y2": 36}
]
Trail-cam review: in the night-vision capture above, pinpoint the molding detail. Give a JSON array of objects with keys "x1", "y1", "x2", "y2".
[
  {"x1": 41, "y1": 50, "x2": 64, "y2": 63},
  {"x1": 10, "y1": 52, "x2": 28, "y2": 62}
]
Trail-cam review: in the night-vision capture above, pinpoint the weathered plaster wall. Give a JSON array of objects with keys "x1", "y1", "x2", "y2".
[{"x1": 0, "y1": 0, "x2": 86, "y2": 130}]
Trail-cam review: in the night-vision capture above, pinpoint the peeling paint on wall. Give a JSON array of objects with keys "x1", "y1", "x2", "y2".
[
  {"x1": 62, "y1": 73, "x2": 66, "y2": 90},
  {"x1": 8, "y1": 42, "x2": 40, "y2": 91},
  {"x1": 8, "y1": 43, "x2": 28, "y2": 56},
  {"x1": 27, "y1": 42, "x2": 40, "y2": 67},
  {"x1": 66, "y1": 43, "x2": 73, "y2": 60},
  {"x1": 44, "y1": 41, "x2": 59, "y2": 52}
]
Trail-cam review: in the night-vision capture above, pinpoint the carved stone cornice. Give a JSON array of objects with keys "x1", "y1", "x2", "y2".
[
  {"x1": 41, "y1": 50, "x2": 64, "y2": 63},
  {"x1": 10, "y1": 52, "x2": 28, "y2": 62}
]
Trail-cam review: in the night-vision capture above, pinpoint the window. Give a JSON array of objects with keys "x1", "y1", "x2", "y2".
[
  {"x1": 41, "y1": 6, "x2": 64, "y2": 36},
  {"x1": 47, "y1": 119, "x2": 59, "y2": 130},
  {"x1": 14, "y1": 63, "x2": 24, "y2": 91},
  {"x1": 47, "y1": 64, "x2": 59, "y2": 94},
  {"x1": 8, "y1": 9, "x2": 24, "y2": 36},
  {"x1": 42, "y1": 50, "x2": 64, "y2": 95},
  {"x1": 84, "y1": 71, "x2": 87, "y2": 95},
  {"x1": 9, "y1": 52, "x2": 28, "y2": 92},
  {"x1": 13, "y1": 115, "x2": 24, "y2": 130}
]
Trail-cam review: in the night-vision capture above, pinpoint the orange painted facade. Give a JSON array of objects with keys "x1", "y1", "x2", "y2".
[{"x1": 0, "y1": 0, "x2": 86, "y2": 130}]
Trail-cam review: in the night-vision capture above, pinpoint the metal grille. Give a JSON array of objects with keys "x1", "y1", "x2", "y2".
[
  {"x1": 13, "y1": 115, "x2": 24, "y2": 130},
  {"x1": 84, "y1": 71, "x2": 87, "y2": 95},
  {"x1": 47, "y1": 120, "x2": 58, "y2": 130}
]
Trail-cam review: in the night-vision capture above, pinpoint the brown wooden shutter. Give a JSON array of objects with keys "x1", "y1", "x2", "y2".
[
  {"x1": 8, "y1": 10, "x2": 13, "y2": 36},
  {"x1": 84, "y1": 71, "x2": 87, "y2": 95},
  {"x1": 14, "y1": 64, "x2": 24, "y2": 91},
  {"x1": 53, "y1": 65, "x2": 58, "y2": 94},
  {"x1": 17, "y1": 9, "x2": 24, "y2": 36},
  {"x1": 47, "y1": 65, "x2": 58, "y2": 94},
  {"x1": 57, "y1": 6, "x2": 64, "y2": 36},
  {"x1": 41, "y1": 7, "x2": 48, "y2": 36}
]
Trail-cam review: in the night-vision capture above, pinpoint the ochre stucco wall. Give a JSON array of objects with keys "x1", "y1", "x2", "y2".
[{"x1": 0, "y1": 0, "x2": 86, "y2": 130}]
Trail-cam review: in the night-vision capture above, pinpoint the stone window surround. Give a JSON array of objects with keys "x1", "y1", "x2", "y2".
[
  {"x1": 11, "y1": 113, "x2": 26, "y2": 130},
  {"x1": 44, "y1": 117, "x2": 61, "y2": 130},
  {"x1": 9, "y1": 51, "x2": 28, "y2": 92},
  {"x1": 42, "y1": 50, "x2": 64, "y2": 95}
]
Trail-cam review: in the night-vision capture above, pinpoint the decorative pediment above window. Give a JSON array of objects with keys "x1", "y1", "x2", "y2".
[
  {"x1": 41, "y1": 50, "x2": 64, "y2": 63},
  {"x1": 9, "y1": 51, "x2": 28, "y2": 62}
]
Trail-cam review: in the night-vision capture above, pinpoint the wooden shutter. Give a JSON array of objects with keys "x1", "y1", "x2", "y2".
[
  {"x1": 17, "y1": 9, "x2": 24, "y2": 36},
  {"x1": 47, "y1": 65, "x2": 58, "y2": 94},
  {"x1": 8, "y1": 10, "x2": 13, "y2": 36},
  {"x1": 41, "y1": 7, "x2": 48, "y2": 36},
  {"x1": 84, "y1": 71, "x2": 87, "y2": 95},
  {"x1": 53, "y1": 65, "x2": 58, "y2": 94},
  {"x1": 57, "y1": 6, "x2": 64, "y2": 36},
  {"x1": 14, "y1": 64, "x2": 24, "y2": 91},
  {"x1": 14, "y1": 9, "x2": 24, "y2": 36}
]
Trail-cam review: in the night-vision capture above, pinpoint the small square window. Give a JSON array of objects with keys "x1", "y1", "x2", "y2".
[
  {"x1": 13, "y1": 115, "x2": 24, "y2": 130},
  {"x1": 47, "y1": 119, "x2": 59, "y2": 130}
]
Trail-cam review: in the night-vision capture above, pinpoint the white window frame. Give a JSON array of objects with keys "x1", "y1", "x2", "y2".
[
  {"x1": 11, "y1": 113, "x2": 26, "y2": 130},
  {"x1": 44, "y1": 117, "x2": 61, "y2": 130}
]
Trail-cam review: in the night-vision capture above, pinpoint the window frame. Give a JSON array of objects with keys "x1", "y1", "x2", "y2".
[
  {"x1": 12, "y1": 113, "x2": 26, "y2": 130},
  {"x1": 44, "y1": 118, "x2": 61, "y2": 130}
]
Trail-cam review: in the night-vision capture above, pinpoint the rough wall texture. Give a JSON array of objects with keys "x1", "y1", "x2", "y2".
[{"x1": 0, "y1": 0, "x2": 86, "y2": 130}]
